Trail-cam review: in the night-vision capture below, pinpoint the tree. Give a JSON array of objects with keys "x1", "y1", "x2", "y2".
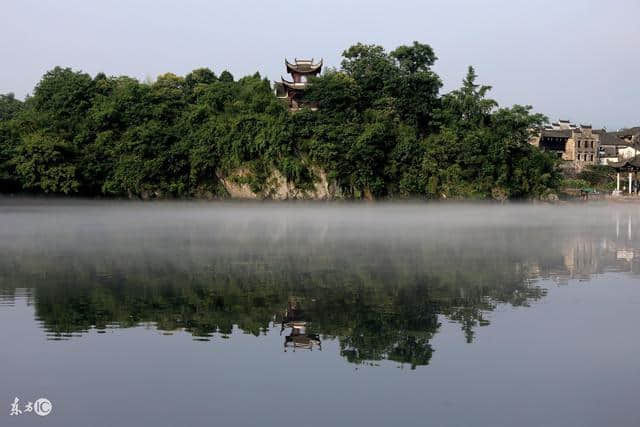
[
  {"x1": 389, "y1": 43, "x2": 442, "y2": 132},
  {"x1": 14, "y1": 132, "x2": 79, "y2": 194},
  {"x1": 30, "y1": 67, "x2": 96, "y2": 138},
  {"x1": 219, "y1": 70, "x2": 234, "y2": 83},
  {"x1": 341, "y1": 43, "x2": 399, "y2": 109},
  {"x1": 423, "y1": 67, "x2": 558, "y2": 199},
  {"x1": 0, "y1": 93, "x2": 25, "y2": 191},
  {"x1": 0, "y1": 43, "x2": 561, "y2": 199},
  {"x1": 0, "y1": 93, "x2": 23, "y2": 121},
  {"x1": 390, "y1": 41, "x2": 437, "y2": 74}
]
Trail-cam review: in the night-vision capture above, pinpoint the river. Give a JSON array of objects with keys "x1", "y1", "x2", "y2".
[{"x1": 1, "y1": 200, "x2": 639, "y2": 426}]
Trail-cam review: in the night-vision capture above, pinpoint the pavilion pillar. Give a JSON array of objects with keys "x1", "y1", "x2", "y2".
[
  {"x1": 629, "y1": 173, "x2": 633, "y2": 194},
  {"x1": 616, "y1": 173, "x2": 620, "y2": 192}
]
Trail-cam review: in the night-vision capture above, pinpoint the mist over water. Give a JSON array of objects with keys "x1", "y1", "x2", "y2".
[{"x1": 1, "y1": 199, "x2": 639, "y2": 426}]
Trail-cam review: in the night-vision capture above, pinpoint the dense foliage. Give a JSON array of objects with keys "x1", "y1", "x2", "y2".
[
  {"x1": 0, "y1": 42, "x2": 561, "y2": 199},
  {"x1": 577, "y1": 164, "x2": 616, "y2": 190}
]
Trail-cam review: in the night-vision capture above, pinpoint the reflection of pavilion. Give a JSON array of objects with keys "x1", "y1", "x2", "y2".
[
  {"x1": 614, "y1": 214, "x2": 638, "y2": 270},
  {"x1": 282, "y1": 322, "x2": 321, "y2": 351},
  {"x1": 537, "y1": 215, "x2": 640, "y2": 283},
  {"x1": 280, "y1": 299, "x2": 321, "y2": 352},
  {"x1": 616, "y1": 250, "x2": 634, "y2": 262}
]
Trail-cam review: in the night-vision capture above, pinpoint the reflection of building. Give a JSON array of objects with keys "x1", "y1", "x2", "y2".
[
  {"x1": 616, "y1": 250, "x2": 634, "y2": 262},
  {"x1": 280, "y1": 298, "x2": 321, "y2": 352},
  {"x1": 274, "y1": 59, "x2": 322, "y2": 111},
  {"x1": 537, "y1": 216, "x2": 640, "y2": 283},
  {"x1": 561, "y1": 237, "x2": 601, "y2": 280}
]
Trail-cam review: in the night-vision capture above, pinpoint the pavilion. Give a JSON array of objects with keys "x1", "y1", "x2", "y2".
[
  {"x1": 609, "y1": 156, "x2": 640, "y2": 195},
  {"x1": 274, "y1": 58, "x2": 323, "y2": 110}
]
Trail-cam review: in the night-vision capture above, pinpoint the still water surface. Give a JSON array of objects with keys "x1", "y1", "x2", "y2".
[{"x1": 1, "y1": 200, "x2": 639, "y2": 426}]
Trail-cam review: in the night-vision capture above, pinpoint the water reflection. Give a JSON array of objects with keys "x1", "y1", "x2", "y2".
[
  {"x1": 0, "y1": 202, "x2": 639, "y2": 369},
  {"x1": 280, "y1": 298, "x2": 322, "y2": 352}
]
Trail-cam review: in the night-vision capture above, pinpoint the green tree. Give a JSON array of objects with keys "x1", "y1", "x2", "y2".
[
  {"x1": 14, "y1": 132, "x2": 79, "y2": 194},
  {"x1": 0, "y1": 42, "x2": 561, "y2": 199},
  {"x1": 0, "y1": 93, "x2": 25, "y2": 191},
  {"x1": 0, "y1": 93, "x2": 23, "y2": 121},
  {"x1": 423, "y1": 67, "x2": 558, "y2": 199}
]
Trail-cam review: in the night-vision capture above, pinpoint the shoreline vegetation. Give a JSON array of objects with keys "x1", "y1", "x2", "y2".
[{"x1": 1, "y1": 42, "x2": 569, "y2": 200}]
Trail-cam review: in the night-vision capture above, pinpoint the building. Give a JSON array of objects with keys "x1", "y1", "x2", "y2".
[
  {"x1": 593, "y1": 128, "x2": 640, "y2": 165},
  {"x1": 530, "y1": 120, "x2": 640, "y2": 169},
  {"x1": 616, "y1": 127, "x2": 640, "y2": 145},
  {"x1": 274, "y1": 58, "x2": 323, "y2": 111},
  {"x1": 594, "y1": 130, "x2": 627, "y2": 165},
  {"x1": 530, "y1": 120, "x2": 599, "y2": 170},
  {"x1": 613, "y1": 128, "x2": 640, "y2": 162}
]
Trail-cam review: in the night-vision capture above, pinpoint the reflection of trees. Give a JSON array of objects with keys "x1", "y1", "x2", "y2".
[
  {"x1": 29, "y1": 279, "x2": 540, "y2": 369},
  {"x1": 3, "y1": 204, "x2": 640, "y2": 368},
  {"x1": 2, "y1": 250, "x2": 544, "y2": 369},
  {"x1": 7, "y1": 210, "x2": 618, "y2": 369}
]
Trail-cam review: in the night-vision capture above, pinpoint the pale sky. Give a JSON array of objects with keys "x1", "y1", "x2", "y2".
[{"x1": 2, "y1": 0, "x2": 639, "y2": 129}]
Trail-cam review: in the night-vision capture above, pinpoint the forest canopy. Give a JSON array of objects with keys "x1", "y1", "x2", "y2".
[{"x1": 0, "y1": 42, "x2": 561, "y2": 199}]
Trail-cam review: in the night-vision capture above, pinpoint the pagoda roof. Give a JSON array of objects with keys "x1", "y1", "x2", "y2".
[
  {"x1": 609, "y1": 156, "x2": 640, "y2": 170},
  {"x1": 280, "y1": 78, "x2": 308, "y2": 91},
  {"x1": 285, "y1": 58, "x2": 323, "y2": 74}
]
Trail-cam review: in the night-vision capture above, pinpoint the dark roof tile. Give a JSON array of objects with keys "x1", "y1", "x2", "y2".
[{"x1": 541, "y1": 129, "x2": 571, "y2": 138}]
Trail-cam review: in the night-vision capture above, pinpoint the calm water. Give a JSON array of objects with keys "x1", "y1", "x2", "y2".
[{"x1": 1, "y1": 200, "x2": 639, "y2": 426}]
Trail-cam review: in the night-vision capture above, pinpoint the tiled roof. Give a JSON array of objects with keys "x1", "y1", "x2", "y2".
[
  {"x1": 602, "y1": 133, "x2": 626, "y2": 145},
  {"x1": 593, "y1": 130, "x2": 629, "y2": 146},
  {"x1": 608, "y1": 156, "x2": 640, "y2": 169},
  {"x1": 615, "y1": 127, "x2": 640, "y2": 137},
  {"x1": 280, "y1": 78, "x2": 308, "y2": 90},
  {"x1": 541, "y1": 129, "x2": 571, "y2": 138},
  {"x1": 285, "y1": 59, "x2": 323, "y2": 74}
]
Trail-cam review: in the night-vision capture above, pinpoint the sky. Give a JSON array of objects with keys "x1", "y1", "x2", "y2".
[{"x1": 2, "y1": 0, "x2": 639, "y2": 129}]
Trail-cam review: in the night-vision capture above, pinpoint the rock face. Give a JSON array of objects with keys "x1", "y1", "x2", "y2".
[
  {"x1": 217, "y1": 168, "x2": 259, "y2": 199},
  {"x1": 218, "y1": 167, "x2": 340, "y2": 200}
]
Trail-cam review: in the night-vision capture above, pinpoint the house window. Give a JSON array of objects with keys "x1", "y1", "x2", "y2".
[
  {"x1": 577, "y1": 140, "x2": 581, "y2": 148},
  {"x1": 590, "y1": 154, "x2": 593, "y2": 161}
]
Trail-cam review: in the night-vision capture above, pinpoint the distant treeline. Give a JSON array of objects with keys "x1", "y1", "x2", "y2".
[{"x1": 0, "y1": 42, "x2": 561, "y2": 199}]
